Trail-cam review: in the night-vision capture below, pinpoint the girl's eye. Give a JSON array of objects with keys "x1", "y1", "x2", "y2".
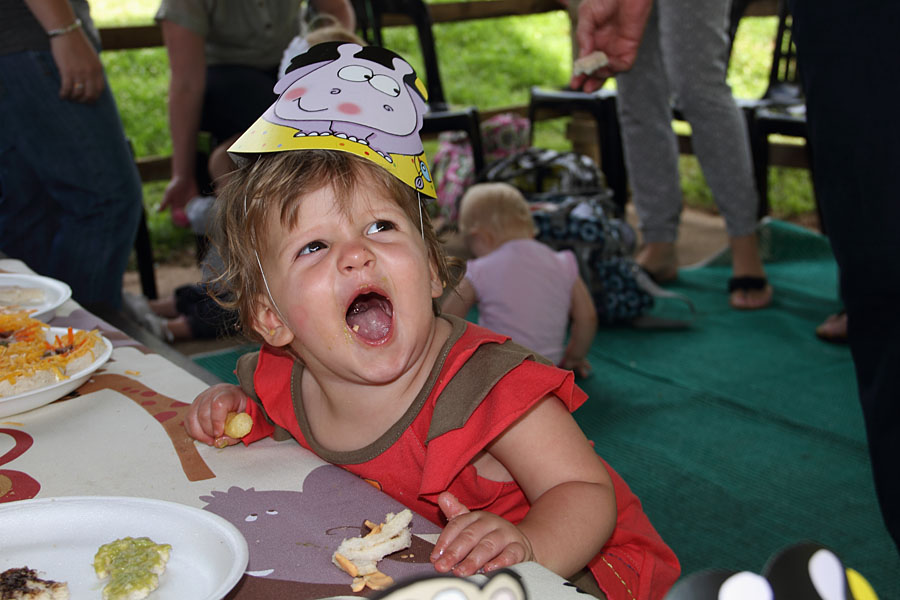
[
  {"x1": 298, "y1": 240, "x2": 327, "y2": 256},
  {"x1": 366, "y1": 220, "x2": 395, "y2": 235}
]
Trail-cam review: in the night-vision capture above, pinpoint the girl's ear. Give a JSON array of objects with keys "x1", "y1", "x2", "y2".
[
  {"x1": 251, "y1": 293, "x2": 295, "y2": 347},
  {"x1": 429, "y1": 259, "x2": 444, "y2": 300}
]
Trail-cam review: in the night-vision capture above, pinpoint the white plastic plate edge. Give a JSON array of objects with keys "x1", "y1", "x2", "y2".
[
  {"x1": 0, "y1": 496, "x2": 250, "y2": 600},
  {"x1": 0, "y1": 273, "x2": 73, "y2": 322}
]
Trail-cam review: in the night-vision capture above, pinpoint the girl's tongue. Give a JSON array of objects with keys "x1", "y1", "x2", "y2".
[{"x1": 346, "y1": 292, "x2": 393, "y2": 342}]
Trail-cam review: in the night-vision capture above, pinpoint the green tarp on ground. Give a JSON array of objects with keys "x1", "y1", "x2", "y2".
[
  {"x1": 194, "y1": 220, "x2": 899, "y2": 596},
  {"x1": 576, "y1": 220, "x2": 898, "y2": 596}
]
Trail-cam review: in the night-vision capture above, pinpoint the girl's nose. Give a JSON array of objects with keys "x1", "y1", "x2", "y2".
[{"x1": 338, "y1": 240, "x2": 374, "y2": 272}]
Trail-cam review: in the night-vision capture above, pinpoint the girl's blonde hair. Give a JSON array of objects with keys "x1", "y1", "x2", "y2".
[
  {"x1": 458, "y1": 182, "x2": 537, "y2": 239},
  {"x1": 305, "y1": 21, "x2": 365, "y2": 47},
  {"x1": 211, "y1": 150, "x2": 461, "y2": 342}
]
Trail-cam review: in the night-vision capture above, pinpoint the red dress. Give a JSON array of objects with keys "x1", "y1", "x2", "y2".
[{"x1": 239, "y1": 316, "x2": 680, "y2": 599}]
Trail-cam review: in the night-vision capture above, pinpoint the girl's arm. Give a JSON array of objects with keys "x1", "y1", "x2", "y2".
[
  {"x1": 432, "y1": 395, "x2": 616, "y2": 578},
  {"x1": 561, "y1": 276, "x2": 598, "y2": 377}
]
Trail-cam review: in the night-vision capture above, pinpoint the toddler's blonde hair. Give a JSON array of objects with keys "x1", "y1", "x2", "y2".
[
  {"x1": 305, "y1": 18, "x2": 366, "y2": 47},
  {"x1": 458, "y1": 182, "x2": 536, "y2": 240}
]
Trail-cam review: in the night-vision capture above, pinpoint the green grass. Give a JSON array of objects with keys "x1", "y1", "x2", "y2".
[{"x1": 90, "y1": 2, "x2": 815, "y2": 260}]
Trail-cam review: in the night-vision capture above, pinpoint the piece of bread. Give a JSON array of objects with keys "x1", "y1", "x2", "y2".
[
  {"x1": 0, "y1": 567, "x2": 69, "y2": 600},
  {"x1": 573, "y1": 51, "x2": 610, "y2": 76},
  {"x1": 0, "y1": 287, "x2": 45, "y2": 307},
  {"x1": 332, "y1": 509, "x2": 413, "y2": 591}
]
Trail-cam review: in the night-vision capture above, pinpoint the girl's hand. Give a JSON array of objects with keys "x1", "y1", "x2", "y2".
[
  {"x1": 184, "y1": 383, "x2": 248, "y2": 446},
  {"x1": 430, "y1": 492, "x2": 534, "y2": 577},
  {"x1": 560, "y1": 356, "x2": 593, "y2": 379}
]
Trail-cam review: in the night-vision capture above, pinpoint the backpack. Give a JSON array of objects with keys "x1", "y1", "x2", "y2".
[
  {"x1": 481, "y1": 147, "x2": 607, "y2": 197},
  {"x1": 529, "y1": 188, "x2": 654, "y2": 325},
  {"x1": 431, "y1": 113, "x2": 530, "y2": 222}
]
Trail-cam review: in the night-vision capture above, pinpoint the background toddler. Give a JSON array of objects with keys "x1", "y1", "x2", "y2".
[{"x1": 443, "y1": 182, "x2": 597, "y2": 377}]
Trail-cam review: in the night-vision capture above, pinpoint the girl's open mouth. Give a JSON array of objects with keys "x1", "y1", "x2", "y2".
[{"x1": 346, "y1": 291, "x2": 393, "y2": 343}]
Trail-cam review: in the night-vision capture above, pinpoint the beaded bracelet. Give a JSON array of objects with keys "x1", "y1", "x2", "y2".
[{"x1": 47, "y1": 18, "x2": 82, "y2": 38}]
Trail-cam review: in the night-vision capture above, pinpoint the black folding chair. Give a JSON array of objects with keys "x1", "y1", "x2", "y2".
[
  {"x1": 743, "y1": 0, "x2": 814, "y2": 221},
  {"x1": 351, "y1": 0, "x2": 486, "y2": 176},
  {"x1": 126, "y1": 139, "x2": 158, "y2": 300}
]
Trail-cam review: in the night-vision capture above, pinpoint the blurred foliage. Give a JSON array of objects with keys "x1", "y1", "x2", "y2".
[{"x1": 90, "y1": 2, "x2": 816, "y2": 262}]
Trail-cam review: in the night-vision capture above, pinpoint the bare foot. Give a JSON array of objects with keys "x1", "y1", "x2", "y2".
[
  {"x1": 815, "y1": 311, "x2": 848, "y2": 344},
  {"x1": 167, "y1": 315, "x2": 195, "y2": 342},
  {"x1": 636, "y1": 242, "x2": 679, "y2": 283}
]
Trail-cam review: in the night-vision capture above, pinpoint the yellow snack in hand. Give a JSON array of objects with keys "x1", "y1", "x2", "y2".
[{"x1": 224, "y1": 411, "x2": 253, "y2": 439}]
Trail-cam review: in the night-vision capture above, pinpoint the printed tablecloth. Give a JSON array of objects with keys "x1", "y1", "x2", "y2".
[{"x1": 0, "y1": 259, "x2": 583, "y2": 599}]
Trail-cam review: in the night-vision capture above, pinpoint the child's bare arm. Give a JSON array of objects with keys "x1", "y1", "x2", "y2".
[
  {"x1": 441, "y1": 277, "x2": 478, "y2": 318},
  {"x1": 431, "y1": 396, "x2": 616, "y2": 578},
  {"x1": 184, "y1": 383, "x2": 249, "y2": 446},
  {"x1": 561, "y1": 276, "x2": 598, "y2": 377}
]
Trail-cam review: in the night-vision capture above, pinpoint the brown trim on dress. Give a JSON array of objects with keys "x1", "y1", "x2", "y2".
[
  {"x1": 289, "y1": 315, "x2": 468, "y2": 465},
  {"x1": 425, "y1": 338, "x2": 547, "y2": 441},
  {"x1": 245, "y1": 315, "x2": 552, "y2": 463}
]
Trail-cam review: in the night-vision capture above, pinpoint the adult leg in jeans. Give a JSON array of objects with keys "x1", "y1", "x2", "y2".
[
  {"x1": 0, "y1": 50, "x2": 142, "y2": 311},
  {"x1": 791, "y1": 0, "x2": 900, "y2": 552}
]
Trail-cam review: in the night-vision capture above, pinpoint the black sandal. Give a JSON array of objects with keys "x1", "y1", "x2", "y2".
[
  {"x1": 728, "y1": 276, "x2": 772, "y2": 310},
  {"x1": 727, "y1": 276, "x2": 768, "y2": 293}
]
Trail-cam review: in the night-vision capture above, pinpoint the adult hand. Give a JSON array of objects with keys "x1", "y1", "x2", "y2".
[
  {"x1": 571, "y1": 0, "x2": 652, "y2": 92},
  {"x1": 51, "y1": 30, "x2": 105, "y2": 102},
  {"x1": 160, "y1": 174, "x2": 197, "y2": 227},
  {"x1": 430, "y1": 492, "x2": 534, "y2": 577}
]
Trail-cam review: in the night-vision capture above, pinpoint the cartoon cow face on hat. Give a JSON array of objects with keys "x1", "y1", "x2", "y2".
[{"x1": 264, "y1": 42, "x2": 427, "y2": 161}]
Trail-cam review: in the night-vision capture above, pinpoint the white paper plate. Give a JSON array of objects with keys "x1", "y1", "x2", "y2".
[
  {"x1": 0, "y1": 327, "x2": 113, "y2": 418},
  {"x1": 0, "y1": 273, "x2": 72, "y2": 321},
  {"x1": 0, "y1": 496, "x2": 249, "y2": 600}
]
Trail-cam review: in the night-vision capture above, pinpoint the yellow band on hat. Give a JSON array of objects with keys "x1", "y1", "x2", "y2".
[{"x1": 230, "y1": 117, "x2": 435, "y2": 198}]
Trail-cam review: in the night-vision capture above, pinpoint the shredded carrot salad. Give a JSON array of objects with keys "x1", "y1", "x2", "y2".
[{"x1": 0, "y1": 311, "x2": 103, "y2": 391}]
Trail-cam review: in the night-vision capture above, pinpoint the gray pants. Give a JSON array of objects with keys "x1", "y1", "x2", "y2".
[{"x1": 615, "y1": 0, "x2": 759, "y2": 243}]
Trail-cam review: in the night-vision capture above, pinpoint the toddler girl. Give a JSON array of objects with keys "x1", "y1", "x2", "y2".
[
  {"x1": 184, "y1": 42, "x2": 679, "y2": 600},
  {"x1": 442, "y1": 182, "x2": 597, "y2": 377}
]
